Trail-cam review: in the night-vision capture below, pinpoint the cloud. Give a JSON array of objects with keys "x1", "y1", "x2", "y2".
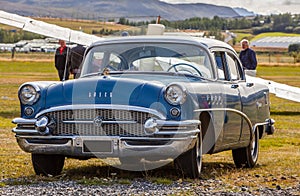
[{"x1": 160, "y1": 0, "x2": 300, "y2": 14}]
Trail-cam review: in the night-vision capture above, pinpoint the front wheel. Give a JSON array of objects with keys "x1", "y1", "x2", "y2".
[
  {"x1": 174, "y1": 134, "x2": 202, "y2": 178},
  {"x1": 32, "y1": 154, "x2": 65, "y2": 176},
  {"x1": 232, "y1": 127, "x2": 259, "y2": 168}
]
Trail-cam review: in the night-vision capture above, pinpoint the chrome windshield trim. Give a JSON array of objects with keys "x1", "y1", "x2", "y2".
[
  {"x1": 62, "y1": 120, "x2": 137, "y2": 124},
  {"x1": 36, "y1": 104, "x2": 166, "y2": 119}
]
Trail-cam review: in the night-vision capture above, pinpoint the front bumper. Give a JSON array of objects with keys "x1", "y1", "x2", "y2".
[
  {"x1": 12, "y1": 117, "x2": 200, "y2": 159},
  {"x1": 15, "y1": 135, "x2": 198, "y2": 159}
]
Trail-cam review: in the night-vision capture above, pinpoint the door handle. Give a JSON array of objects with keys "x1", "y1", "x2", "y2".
[
  {"x1": 246, "y1": 83, "x2": 254, "y2": 87},
  {"x1": 231, "y1": 84, "x2": 239, "y2": 89}
]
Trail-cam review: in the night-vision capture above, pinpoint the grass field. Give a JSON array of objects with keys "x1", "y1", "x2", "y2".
[{"x1": 0, "y1": 60, "x2": 299, "y2": 193}]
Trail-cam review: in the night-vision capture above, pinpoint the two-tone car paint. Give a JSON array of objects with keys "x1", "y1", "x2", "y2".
[{"x1": 12, "y1": 36, "x2": 274, "y2": 178}]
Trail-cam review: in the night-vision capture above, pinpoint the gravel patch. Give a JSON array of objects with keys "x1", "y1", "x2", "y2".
[{"x1": 0, "y1": 179, "x2": 299, "y2": 196}]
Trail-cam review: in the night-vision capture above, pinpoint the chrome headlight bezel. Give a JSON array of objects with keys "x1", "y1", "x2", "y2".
[
  {"x1": 19, "y1": 84, "x2": 40, "y2": 105},
  {"x1": 164, "y1": 84, "x2": 187, "y2": 105}
]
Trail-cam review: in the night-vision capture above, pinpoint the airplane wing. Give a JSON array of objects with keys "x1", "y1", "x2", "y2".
[
  {"x1": 1, "y1": 10, "x2": 300, "y2": 102},
  {"x1": 0, "y1": 10, "x2": 103, "y2": 46},
  {"x1": 246, "y1": 75, "x2": 300, "y2": 103}
]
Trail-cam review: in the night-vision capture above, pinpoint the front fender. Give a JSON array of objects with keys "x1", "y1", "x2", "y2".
[{"x1": 19, "y1": 81, "x2": 60, "y2": 118}]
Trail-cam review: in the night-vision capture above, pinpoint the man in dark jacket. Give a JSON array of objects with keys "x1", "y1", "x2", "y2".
[
  {"x1": 239, "y1": 39, "x2": 257, "y2": 70},
  {"x1": 70, "y1": 44, "x2": 86, "y2": 79},
  {"x1": 55, "y1": 40, "x2": 70, "y2": 81}
]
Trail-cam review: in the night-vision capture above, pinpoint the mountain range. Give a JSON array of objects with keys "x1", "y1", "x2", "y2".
[{"x1": 0, "y1": 0, "x2": 255, "y2": 21}]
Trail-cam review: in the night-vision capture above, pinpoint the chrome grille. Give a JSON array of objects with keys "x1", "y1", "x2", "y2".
[{"x1": 45, "y1": 109, "x2": 155, "y2": 137}]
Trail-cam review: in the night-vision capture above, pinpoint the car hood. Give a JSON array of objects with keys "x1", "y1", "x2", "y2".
[{"x1": 45, "y1": 75, "x2": 171, "y2": 108}]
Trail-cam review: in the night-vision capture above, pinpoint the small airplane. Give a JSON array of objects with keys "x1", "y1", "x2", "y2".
[{"x1": 1, "y1": 10, "x2": 300, "y2": 103}]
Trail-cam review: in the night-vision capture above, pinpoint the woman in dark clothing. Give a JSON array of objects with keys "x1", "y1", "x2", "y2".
[{"x1": 55, "y1": 40, "x2": 70, "y2": 81}]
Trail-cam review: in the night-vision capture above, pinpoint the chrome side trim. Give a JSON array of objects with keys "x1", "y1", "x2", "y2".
[
  {"x1": 156, "y1": 119, "x2": 200, "y2": 127},
  {"x1": 194, "y1": 108, "x2": 252, "y2": 130},
  {"x1": 12, "y1": 128, "x2": 39, "y2": 134},
  {"x1": 194, "y1": 108, "x2": 253, "y2": 139},
  {"x1": 195, "y1": 108, "x2": 274, "y2": 141},
  {"x1": 35, "y1": 104, "x2": 166, "y2": 119},
  {"x1": 155, "y1": 129, "x2": 200, "y2": 136},
  {"x1": 12, "y1": 118, "x2": 36, "y2": 125},
  {"x1": 253, "y1": 119, "x2": 275, "y2": 135},
  {"x1": 253, "y1": 121, "x2": 268, "y2": 130}
]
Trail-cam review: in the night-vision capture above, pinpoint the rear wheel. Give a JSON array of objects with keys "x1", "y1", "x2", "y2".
[
  {"x1": 232, "y1": 127, "x2": 259, "y2": 168},
  {"x1": 32, "y1": 154, "x2": 65, "y2": 176},
  {"x1": 175, "y1": 134, "x2": 202, "y2": 178}
]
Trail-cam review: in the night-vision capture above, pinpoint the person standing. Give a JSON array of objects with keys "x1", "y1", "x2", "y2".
[
  {"x1": 239, "y1": 39, "x2": 257, "y2": 76},
  {"x1": 11, "y1": 46, "x2": 16, "y2": 59},
  {"x1": 70, "y1": 44, "x2": 86, "y2": 79},
  {"x1": 55, "y1": 40, "x2": 70, "y2": 81}
]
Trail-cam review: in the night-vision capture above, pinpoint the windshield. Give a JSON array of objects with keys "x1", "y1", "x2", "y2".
[{"x1": 81, "y1": 42, "x2": 214, "y2": 79}]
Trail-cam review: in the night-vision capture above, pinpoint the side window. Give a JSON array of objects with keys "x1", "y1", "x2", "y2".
[
  {"x1": 226, "y1": 53, "x2": 242, "y2": 81},
  {"x1": 214, "y1": 52, "x2": 226, "y2": 80}
]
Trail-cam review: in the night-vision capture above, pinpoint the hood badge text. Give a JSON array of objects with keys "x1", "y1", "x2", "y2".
[{"x1": 88, "y1": 92, "x2": 113, "y2": 98}]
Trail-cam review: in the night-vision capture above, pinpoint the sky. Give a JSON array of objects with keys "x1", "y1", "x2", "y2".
[{"x1": 161, "y1": 0, "x2": 300, "y2": 15}]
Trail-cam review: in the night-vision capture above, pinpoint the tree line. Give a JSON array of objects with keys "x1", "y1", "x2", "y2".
[
  {"x1": 119, "y1": 13, "x2": 300, "y2": 34},
  {"x1": 0, "y1": 29, "x2": 44, "y2": 43},
  {"x1": 0, "y1": 13, "x2": 299, "y2": 43}
]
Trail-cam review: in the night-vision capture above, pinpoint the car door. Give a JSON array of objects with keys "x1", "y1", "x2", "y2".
[
  {"x1": 214, "y1": 51, "x2": 242, "y2": 146},
  {"x1": 225, "y1": 52, "x2": 258, "y2": 142},
  {"x1": 225, "y1": 51, "x2": 258, "y2": 144}
]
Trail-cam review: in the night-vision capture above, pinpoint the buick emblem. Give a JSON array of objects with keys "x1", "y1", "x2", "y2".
[{"x1": 93, "y1": 116, "x2": 103, "y2": 127}]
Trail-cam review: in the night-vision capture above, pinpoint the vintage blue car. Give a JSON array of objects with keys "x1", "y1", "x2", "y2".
[{"x1": 12, "y1": 36, "x2": 275, "y2": 178}]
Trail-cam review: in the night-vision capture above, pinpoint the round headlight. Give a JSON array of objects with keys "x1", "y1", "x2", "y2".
[
  {"x1": 165, "y1": 84, "x2": 187, "y2": 105},
  {"x1": 19, "y1": 84, "x2": 40, "y2": 105}
]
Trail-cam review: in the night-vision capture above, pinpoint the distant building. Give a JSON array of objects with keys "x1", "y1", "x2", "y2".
[
  {"x1": 0, "y1": 38, "x2": 77, "y2": 53},
  {"x1": 251, "y1": 36, "x2": 300, "y2": 48}
]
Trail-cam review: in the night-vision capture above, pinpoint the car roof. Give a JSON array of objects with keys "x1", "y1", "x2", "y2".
[{"x1": 91, "y1": 35, "x2": 235, "y2": 52}]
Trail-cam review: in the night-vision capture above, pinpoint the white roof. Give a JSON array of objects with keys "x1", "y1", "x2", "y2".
[{"x1": 251, "y1": 36, "x2": 300, "y2": 48}]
